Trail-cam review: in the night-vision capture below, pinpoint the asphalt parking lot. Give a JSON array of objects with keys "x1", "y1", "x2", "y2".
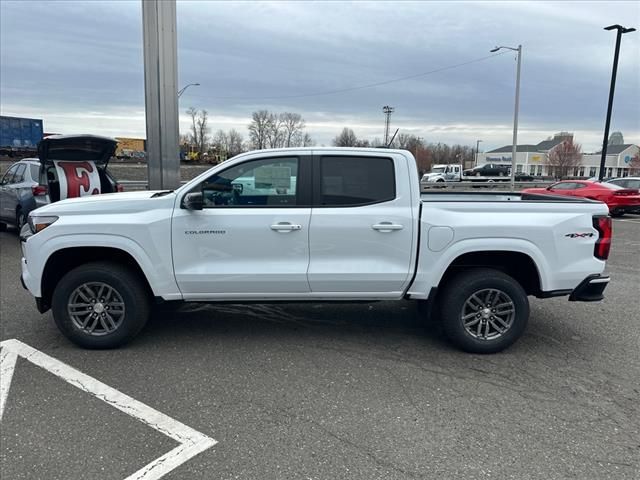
[{"x1": 1, "y1": 217, "x2": 639, "y2": 480}]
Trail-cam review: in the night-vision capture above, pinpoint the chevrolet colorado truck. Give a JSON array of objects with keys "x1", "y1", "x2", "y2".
[{"x1": 20, "y1": 148, "x2": 612, "y2": 353}]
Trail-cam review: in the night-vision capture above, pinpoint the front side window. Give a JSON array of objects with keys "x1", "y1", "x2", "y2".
[
  {"x1": 319, "y1": 156, "x2": 395, "y2": 206},
  {"x1": 200, "y1": 157, "x2": 299, "y2": 207},
  {"x1": 1, "y1": 165, "x2": 19, "y2": 185}
]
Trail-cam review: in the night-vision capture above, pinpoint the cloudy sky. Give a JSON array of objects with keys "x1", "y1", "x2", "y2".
[{"x1": 1, "y1": 0, "x2": 639, "y2": 151}]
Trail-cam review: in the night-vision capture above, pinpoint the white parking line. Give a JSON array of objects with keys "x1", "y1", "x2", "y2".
[{"x1": 0, "y1": 339, "x2": 217, "y2": 480}]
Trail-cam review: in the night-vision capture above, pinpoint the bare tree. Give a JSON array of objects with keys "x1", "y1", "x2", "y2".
[
  {"x1": 186, "y1": 107, "x2": 209, "y2": 156},
  {"x1": 280, "y1": 112, "x2": 305, "y2": 147},
  {"x1": 187, "y1": 107, "x2": 198, "y2": 151},
  {"x1": 212, "y1": 129, "x2": 229, "y2": 154},
  {"x1": 248, "y1": 110, "x2": 270, "y2": 149},
  {"x1": 302, "y1": 132, "x2": 315, "y2": 147},
  {"x1": 333, "y1": 128, "x2": 358, "y2": 147},
  {"x1": 227, "y1": 129, "x2": 244, "y2": 157},
  {"x1": 547, "y1": 139, "x2": 582, "y2": 179},
  {"x1": 265, "y1": 112, "x2": 285, "y2": 149},
  {"x1": 196, "y1": 110, "x2": 209, "y2": 155}
]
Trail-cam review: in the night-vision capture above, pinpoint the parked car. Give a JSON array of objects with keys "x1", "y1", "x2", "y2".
[
  {"x1": 35, "y1": 135, "x2": 122, "y2": 207},
  {"x1": 21, "y1": 148, "x2": 611, "y2": 353},
  {"x1": 522, "y1": 180, "x2": 640, "y2": 217},
  {"x1": 606, "y1": 177, "x2": 640, "y2": 213},
  {"x1": 1, "y1": 135, "x2": 123, "y2": 232},
  {"x1": 0, "y1": 158, "x2": 41, "y2": 230}
]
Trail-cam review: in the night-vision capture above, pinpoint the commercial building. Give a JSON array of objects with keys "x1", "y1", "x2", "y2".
[{"x1": 477, "y1": 132, "x2": 639, "y2": 178}]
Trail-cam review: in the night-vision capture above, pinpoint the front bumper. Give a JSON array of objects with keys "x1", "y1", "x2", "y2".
[{"x1": 569, "y1": 274, "x2": 610, "y2": 302}]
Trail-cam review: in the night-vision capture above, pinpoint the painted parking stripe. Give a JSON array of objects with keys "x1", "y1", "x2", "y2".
[{"x1": 0, "y1": 339, "x2": 217, "y2": 480}]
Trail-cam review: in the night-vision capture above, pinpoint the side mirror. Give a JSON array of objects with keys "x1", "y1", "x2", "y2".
[{"x1": 183, "y1": 192, "x2": 204, "y2": 210}]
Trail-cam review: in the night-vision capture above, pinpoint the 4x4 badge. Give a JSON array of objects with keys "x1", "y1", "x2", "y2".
[{"x1": 565, "y1": 233, "x2": 595, "y2": 238}]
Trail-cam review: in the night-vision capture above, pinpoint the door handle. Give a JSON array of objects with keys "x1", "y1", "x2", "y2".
[
  {"x1": 372, "y1": 222, "x2": 404, "y2": 232},
  {"x1": 270, "y1": 222, "x2": 302, "y2": 232}
]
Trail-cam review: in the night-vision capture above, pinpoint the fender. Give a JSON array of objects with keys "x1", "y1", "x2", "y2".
[
  {"x1": 32, "y1": 233, "x2": 182, "y2": 300},
  {"x1": 407, "y1": 238, "x2": 550, "y2": 299}
]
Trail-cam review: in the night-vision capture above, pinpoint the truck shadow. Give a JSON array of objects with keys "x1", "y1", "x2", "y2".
[{"x1": 142, "y1": 300, "x2": 451, "y2": 350}]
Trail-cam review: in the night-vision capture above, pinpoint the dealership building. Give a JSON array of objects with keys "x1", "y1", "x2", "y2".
[{"x1": 476, "y1": 132, "x2": 639, "y2": 178}]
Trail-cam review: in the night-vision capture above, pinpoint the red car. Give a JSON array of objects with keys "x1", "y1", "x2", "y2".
[{"x1": 522, "y1": 180, "x2": 640, "y2": 217}]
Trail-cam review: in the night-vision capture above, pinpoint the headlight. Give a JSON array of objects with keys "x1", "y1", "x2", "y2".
[{"x1": 28, "y1": 215, "x2": 58, "y2": 234}]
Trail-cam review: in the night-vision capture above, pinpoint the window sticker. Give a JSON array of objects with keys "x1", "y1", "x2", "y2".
[{"x1": 254, "y1": 166, "x2": 292, "y2": 189}]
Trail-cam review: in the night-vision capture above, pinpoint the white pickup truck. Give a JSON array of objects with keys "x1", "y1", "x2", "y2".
[{"x1": 20, "y1": 148, "x2": 612, "y2": 353}]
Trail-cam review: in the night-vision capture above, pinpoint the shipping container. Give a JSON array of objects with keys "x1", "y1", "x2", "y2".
[
  {"x1": 0, "y1": 116, "x2": 44, "y2": 153},
  {"x1": 115, "y1": 137, "x2": 146, "y2": 159}
]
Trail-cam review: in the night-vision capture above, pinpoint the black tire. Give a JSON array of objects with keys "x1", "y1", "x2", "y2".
[
  {"x1": 0, "y1": 222, "x2": 6, "y2": 232},
  {"x1": 16, "y1": 208, "x2": 27, "y2": 230},
  {"x1": 51, "y1": 262, "x2": 150, "y2": 349},
  {"x1": 439, "y1": 269, "x2": 529, "y2": 353}
]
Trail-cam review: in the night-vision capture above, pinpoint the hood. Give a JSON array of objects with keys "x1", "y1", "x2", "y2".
[
  {"x1": 32, "y1": 190, "x2": 175, "y2": 216},
  {"x1": 38, "y1": 134, "x2": 118, "y2": 166}
]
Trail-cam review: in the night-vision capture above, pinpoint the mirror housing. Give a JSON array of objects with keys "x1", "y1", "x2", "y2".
[{"x1": 183, "y1": 192, "x2": 204, "y2": 210}]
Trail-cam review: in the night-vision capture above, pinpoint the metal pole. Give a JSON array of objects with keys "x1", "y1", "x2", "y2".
[
  {"x1": 475, "y1": 139, "x2": 482, "y2": 167},
  {"x1": 510, "y1": 45, "x2": 522, "y2": 191},
  {"x1": 599, "y1": 29, "x2": 623, "y2": 181},
  {"x1": 142, "y1": 0, "x2": 180, "y2": 190}
]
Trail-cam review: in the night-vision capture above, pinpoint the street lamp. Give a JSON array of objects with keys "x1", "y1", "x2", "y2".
[
  {"x1": 177, "y1": 82, "x2": 200, "y2": 98},
  {"x1": 475, "y1": 139, "x2": 483, "y2": 167},
  {"x1": 599, "y1": 25, "x2": 636, "y2": 180},
  {"x1": 491, "y1": 45, "x2": 522, "y2": 191}
]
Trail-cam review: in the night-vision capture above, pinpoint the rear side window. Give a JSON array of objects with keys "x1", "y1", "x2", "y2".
[
  {"x1": 13, "y1": 164, "x2": 26, "y2": 182},
  {"x1": 319, "y1": 156, "x2": 395, "y2": 206},
  {"x1": 30, "y1": 164, "x2": 39, "y2": 181}
]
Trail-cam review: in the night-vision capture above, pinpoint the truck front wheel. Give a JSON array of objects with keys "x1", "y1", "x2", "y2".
[
  {"x1": 440, "y1": 269, "x2": 529, "y2": 353},
  {"x1": 51, "y1": 262, "x2": 150, "y2": 349}
]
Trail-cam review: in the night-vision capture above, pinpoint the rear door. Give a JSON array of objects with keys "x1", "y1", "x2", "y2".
[
  {"x1": 0, "y1": 164, "x2": 19, "y2": 221},
  {"x1": 307, "y1": 154, "x2": 414, "y2": 295}
]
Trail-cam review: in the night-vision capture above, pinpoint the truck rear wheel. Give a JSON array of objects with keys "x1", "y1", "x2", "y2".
[
  {"x1": 51, "y1": 262, "x2": 150, "y2": 349},
  {"x1": 439, "y1": 269, "x2": 529, "y2": 353}
]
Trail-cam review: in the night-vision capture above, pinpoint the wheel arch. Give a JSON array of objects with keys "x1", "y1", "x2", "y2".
[
  {"x1": 40, "y1": 246, "x2": 155, "y2": 312},
  {"x1": 438, "y1": 250, "x2": 542, "y2": 296}
]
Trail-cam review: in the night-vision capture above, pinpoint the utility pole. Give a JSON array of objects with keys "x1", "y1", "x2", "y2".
[
  {"x1": 599, "y1": 25, "x2": 636, "y2": 180},
  {"x1": 383, "y1": 106, "x2": 394, "y2": 145},
  {"x1": 475, "y1": 139, "x2": 483, "y2": 167},
  {"x1": 142, "y1": 0, "x2": 180, "y2": 190}
]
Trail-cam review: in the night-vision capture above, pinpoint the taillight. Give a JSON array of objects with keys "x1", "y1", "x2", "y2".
[
  {"x1": 31, "y1": 185, "x2": 47, "y2": 196},
  {"x1": 116, "y1": 184, "x2": 124, "y2": 193},
  {"x1": 593, "y1": 216, "x2": 612, "y2": 260}
]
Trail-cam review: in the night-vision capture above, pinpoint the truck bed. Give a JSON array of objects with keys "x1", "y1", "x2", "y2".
[{"x1": 420, "y1": 191, "x2": 598, "y2": 203}]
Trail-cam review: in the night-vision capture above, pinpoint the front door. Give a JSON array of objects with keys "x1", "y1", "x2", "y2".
[
  {"x1": 171, "y1": 155, "x2": 312, "y2": 298},
  {"x1": 307, "y1": 154, "x2": 415, "y2": 296}
]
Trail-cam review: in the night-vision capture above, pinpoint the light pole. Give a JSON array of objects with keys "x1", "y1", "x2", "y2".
[
  {"x1": 491, "y1": 45, "x2": 522, "y2": 191},
  {"x1": 414, "y1": 136, "x2": 423, "y2": 160},
  {"x1": 178, "y1": 82, "x2": 200, "y2": 98},
  {"x1": 599, "y1": 25, "x2": 636, "y2": 181},
  {"x1": 475, "y1": 139, "x2": 483, "y2": 167}
]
